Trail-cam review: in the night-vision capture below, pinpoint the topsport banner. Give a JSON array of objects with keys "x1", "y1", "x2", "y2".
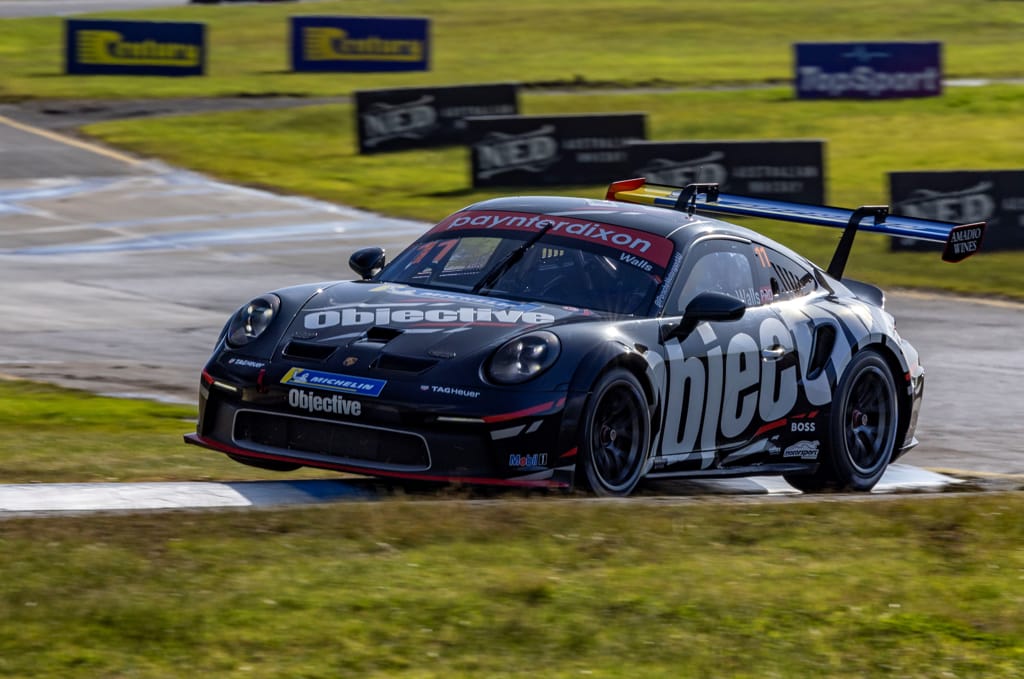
[
  {"x1": 290, "y1": 16, "x2": 429, "y2": 72},
  {"x1": 794, "y1": 42, "x2": 942, "y2": 100},
  {"x1": 65, "y1": 19, "x2": 206, "y2": 76}
]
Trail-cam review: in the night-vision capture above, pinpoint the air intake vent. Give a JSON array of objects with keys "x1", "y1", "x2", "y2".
[
  {"x1": 373, "y1": 353, "x2": 438, "y2": 374},
  {"x1": 283, "y1": 341, "x2": 336, "y2": 361},
  {"x1": 364, "y1": 326, "x2": 404, "y2": 343}
]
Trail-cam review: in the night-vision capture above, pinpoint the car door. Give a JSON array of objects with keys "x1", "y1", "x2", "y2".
[{"x1": 657, "y1": 236, "x2": 786, "y2": 470}]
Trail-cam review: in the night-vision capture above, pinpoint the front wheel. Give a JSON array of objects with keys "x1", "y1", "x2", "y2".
[
  {"x1": 785, "y1": 350, "x2": 899, "y2": 493},
  {"x1": 577, "y1": 369, "x2": 651, "y2": 497}
]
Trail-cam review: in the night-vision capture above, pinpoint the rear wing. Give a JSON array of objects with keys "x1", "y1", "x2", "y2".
[{"x1": 605, "y1": 178, "x2": 985, "y2": 280}]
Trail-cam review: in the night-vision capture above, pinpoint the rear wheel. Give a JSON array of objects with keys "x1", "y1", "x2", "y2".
[
  {"x1": 577, "y1": 369, "x2": 651, "y2": 497},
  {"x1": 784, "y1": 350, "x2": 898, "y2": 492}
]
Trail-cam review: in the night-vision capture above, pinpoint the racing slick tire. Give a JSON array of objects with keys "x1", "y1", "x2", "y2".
[
  {"x1": 228, "y1": 453, "x2": 302, "y2": 472},
  {"x1": 577, "y1": 368, "x2": 651, "y2": 497},
  {"x1": 785, "y1": 349, "x2": 898, "y2": 493}
]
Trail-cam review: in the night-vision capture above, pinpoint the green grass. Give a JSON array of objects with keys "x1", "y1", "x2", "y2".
[
  {"x1": 1, "y1": 0, "x2": 1024, "y2": 100},
  {"x1": 2, "y1": 494, "x2": 1024, "y2": 677},
  {"x1": 85, "y1": 84, "x2": 1024, "y2": 299},
  {"x1": 2, "y1": 353, "x2": 1023, "y2": 677},
  {"x1": 0, "y1": 379, "x2": 329, "y2": 482}
]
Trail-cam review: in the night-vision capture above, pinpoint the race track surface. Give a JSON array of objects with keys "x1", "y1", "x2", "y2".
[{"x1": 0, "y1": 103, "x2": 1021, "y2": 515}]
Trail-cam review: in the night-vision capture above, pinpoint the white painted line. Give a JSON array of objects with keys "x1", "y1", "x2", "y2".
[
  {"x1": 0, "y1": 482, "x2": 251, "y2": 512},
  {"x1": 0, "y1": 479, "x2": 373, "y2": 514},
  {"x1": 0, "y1": 465, "x2": 963, "y2": 515}
]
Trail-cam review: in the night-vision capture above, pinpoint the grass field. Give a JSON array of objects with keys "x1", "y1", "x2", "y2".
[
  {"x1": 0, "y1": 379, "x2": 329, "y2": 482},
  {"x1": 2, "y1": 380, "x2": 1024, "y2": 677},
  {"x1": 4, "y1": 3, "x2": 1024, "y2": 674},
  {"x1": 1, "y1": 0, "x2": 1024, "y2": 100},
  {"x1": 2, "y1": 491, "x2": 1024, "y2": 677},
  {"x1": 85, "y1": 84, "x2": 1024, "y2": 299}
]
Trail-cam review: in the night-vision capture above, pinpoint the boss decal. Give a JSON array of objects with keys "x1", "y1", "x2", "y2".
[{"x1": 288, "y1": 389, "x2": 362, "y2": 416}]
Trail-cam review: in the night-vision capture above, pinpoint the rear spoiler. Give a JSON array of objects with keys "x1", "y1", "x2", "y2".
[{"x1": 605, "y1": 178, "x2": 985, "y2": 280}]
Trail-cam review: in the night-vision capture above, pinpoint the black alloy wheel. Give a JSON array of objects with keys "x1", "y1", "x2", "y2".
[
  {"x1": 785, "y1": 349, "x2": 899, "y2": 493},
  {"x1": 578, "y1": 369, "x2": 651, "y2": 496}
]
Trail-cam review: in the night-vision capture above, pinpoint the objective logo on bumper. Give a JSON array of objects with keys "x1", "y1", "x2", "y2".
[
  {"x1": 281, "y1": 367, "x2": 386, "y2": 397},
  {"x1": 288, "y1": 389, "x2": 361, "y2": 417}
]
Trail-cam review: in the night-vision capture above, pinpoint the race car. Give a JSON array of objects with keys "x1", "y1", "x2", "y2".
[{"x1": 185, "y1": 179, "x2": 984, "y2": 495}]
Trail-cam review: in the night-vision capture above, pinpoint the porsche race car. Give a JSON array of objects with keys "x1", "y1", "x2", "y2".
[{"x1": 185, "y1": 179, "x2": 984, "y2": 495}]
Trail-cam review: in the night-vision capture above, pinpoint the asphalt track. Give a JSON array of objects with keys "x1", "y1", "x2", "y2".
[{"x1": 0, "y1": 101, "x2": 1021, "y2": 513}]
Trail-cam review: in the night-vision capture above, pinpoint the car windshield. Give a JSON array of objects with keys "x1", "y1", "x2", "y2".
[{"x1": 379, "y1": 211, "x2": 675, "y2": 316}]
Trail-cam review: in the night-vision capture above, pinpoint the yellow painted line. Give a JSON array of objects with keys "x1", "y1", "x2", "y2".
[{"x1": 0, "y1": 114, "x2": 143, "y2": 167}]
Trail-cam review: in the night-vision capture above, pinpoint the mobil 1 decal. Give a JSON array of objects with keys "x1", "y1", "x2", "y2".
[
  {"x1": 656, "y1": 302, "x2": 876, "y2": 468},
  {"x1": 355, "y1": 83, "x2": 518, "y2": 154},
  {"x1": 625, "y1": 140, "x2": 825, "y2": 204},
  {"x1": 465, "y1": 113, "x2": 646, "y2": 188},
  {"x1": 889, "y1": 170, "x2": 1024, "y2": 252}
]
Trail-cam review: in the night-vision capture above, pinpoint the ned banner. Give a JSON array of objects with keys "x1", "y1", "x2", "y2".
[
  {"x1": 890, "y1": 170, "x2": 1024, "y2": 252},
  {"x1": 356, "y1": 83, "x2": 518, "y2": 154},
  {"x1": 624, "y1": 140, "x2": 826, "y2": 204},
  {"x1": 795, "y1": 42, "x2": 942, "y2": 100},
  {"x1": 466, "y1": 113, "x2": 647, "y2": 188},
  {"x1": 65, "y1": 19, "x2": 205, "y2": 76},
  {"x1": 291, "y1": 16, "x2": 429, "y2": 72}
]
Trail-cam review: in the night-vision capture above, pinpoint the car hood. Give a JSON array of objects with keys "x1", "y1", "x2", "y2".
[{"x1": 278, "y1": 281, "x2": 595, "y2": 363}]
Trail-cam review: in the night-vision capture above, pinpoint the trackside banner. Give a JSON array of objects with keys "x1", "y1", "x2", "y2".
[
  {"x1": 624, "y1": 140, "x2": 826, "y2": 204},
  {"x1": 290, "y1": 16, "x2": 429, "y2": 72},
  {"x1": 466, "y1": 113, "x2": 647, "y2": 188},
  {"x1": 795, "y1": 42, "x2": 942, "y2": 99},
  {"x1": 890, "y1": 170, "x2": 1024, "y2": 252},
  {"x1": 355, "y1": 84, "x2": 518, "y2": 154},
  {"x1": 65, "y1": 19, "x2": 206, "y2": 76}
]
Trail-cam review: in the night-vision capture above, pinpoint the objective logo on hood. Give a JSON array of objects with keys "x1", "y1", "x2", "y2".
[{"x1": 304, "y1": 305, "x2": 556, "y2": 330}]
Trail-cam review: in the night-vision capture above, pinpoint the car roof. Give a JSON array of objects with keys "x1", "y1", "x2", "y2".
[{"x1": 462, "y1": 195, "x2": 820, "y2": 270}]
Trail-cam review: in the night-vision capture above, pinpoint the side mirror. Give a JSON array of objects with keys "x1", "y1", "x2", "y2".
[
  {"x1": 661, "y1": 292, "x2": 746, "y2": 342},
  {"x1": 349, "y1": 247, "x2": 386, "y2": 280}
]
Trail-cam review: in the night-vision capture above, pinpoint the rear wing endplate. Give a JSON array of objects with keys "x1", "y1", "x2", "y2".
[{"x1": 605, "y1": 178, "x2": 985, "y2": 279}]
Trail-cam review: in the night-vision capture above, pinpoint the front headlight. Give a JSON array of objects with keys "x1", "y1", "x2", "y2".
[
  {"x1": 226, "y1": 294, "x2": 281, "y2": 347},
  {"x1": 486, "y1": 331, "x2": 560, "y2": 384}
]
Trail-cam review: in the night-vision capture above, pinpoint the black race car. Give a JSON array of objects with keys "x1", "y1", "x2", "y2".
[{"x1": 185, "y1": 179, "x2": 984, "y2": 495}]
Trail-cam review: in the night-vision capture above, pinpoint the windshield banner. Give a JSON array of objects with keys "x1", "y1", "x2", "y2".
[{"x1": 430, "y1": 209, "x2": 674, "y2": 268}]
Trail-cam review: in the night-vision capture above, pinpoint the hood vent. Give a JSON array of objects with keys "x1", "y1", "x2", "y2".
[
  {"x1": 283, "y1": 341, "x2": 336, "y2": 361},
  {"x1": 373, "y1": 353, "x2": 438, "y2": 374},
  {"x1": 363, "y1": 326, "x2": 404, "y2": 343}
]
